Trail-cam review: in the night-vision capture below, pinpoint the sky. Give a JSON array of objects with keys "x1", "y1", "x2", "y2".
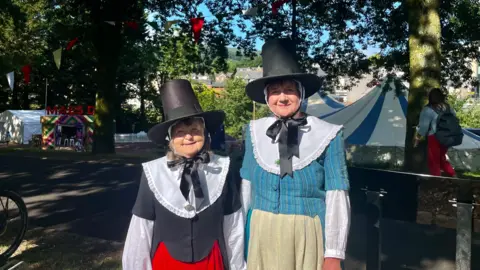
[{"x1": 147, "y1": 4, "x2": 380, "y2": 56}]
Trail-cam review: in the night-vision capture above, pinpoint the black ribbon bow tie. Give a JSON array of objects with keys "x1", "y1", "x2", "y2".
[
  {"x1": 266, "y1": 116, "x2": 308, "y2": 178},
  {"x1": 167, "y1": 151, "x2": 210, "y2": 200}
]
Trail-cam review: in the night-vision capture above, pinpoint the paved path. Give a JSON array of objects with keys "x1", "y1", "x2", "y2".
[
  {"x1": 0, "y1": 155, "x2": 479, "y2": 269},
  {"x1": 0, "y1": 155, "x2": 142, "y2": 242}
]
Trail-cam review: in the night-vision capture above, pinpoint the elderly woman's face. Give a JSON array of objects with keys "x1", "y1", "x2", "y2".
[
  {"x1": 266, "y1": 80, "x2": 301, "y2": 118},
  {"x1": 170, "y1": 118, "x2": 205, "y2": 158}
]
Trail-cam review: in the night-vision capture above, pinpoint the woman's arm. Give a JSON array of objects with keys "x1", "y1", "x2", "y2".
[
  {"x1": 240, "y1": 179, "x2": 251, "y2": 217},
  {"x1": 324, "y1": 190, "x2": 351, "y2": 259},
  {"x1": 122, "y1": 215, "x2": 154, "y2": 270},
  {"x1": 417, "y1": 107, "x2": 432, "y2": 138},
  {"x1": 123, "y1": 171, "x2": 156, "y2": 269},
  {"x1": 223, "y1": 209, "x2": 247, "y2": 270},
  {"x1": 324, "y1": 130, "x2": 351, "y2": 260},
  {"x1": 223, "y1": 161, "x2": 247, "y2": 270},
  {"x1": 238, "y1": 124, "x2": 253, "y2": 261}
]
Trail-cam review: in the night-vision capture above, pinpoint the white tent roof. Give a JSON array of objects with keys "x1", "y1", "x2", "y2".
[
  {"x1": 319, "y1": 80, "x2": 480, "y2": 150},
  {"x1": 8, "y1": 110, "x2": 45, "y2": 123}
]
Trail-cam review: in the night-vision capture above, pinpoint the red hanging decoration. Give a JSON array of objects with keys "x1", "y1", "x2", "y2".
[
  {"x1": 190, "y1": 17, "x2": 205, "y2": 43},
  {"x1": 66, "y1": 37, "x2": 79, "y2": 50},
  {"x1": 21, "y1": 65, "x2": 31, "y2": 84},
  {"x1": 272, "y1": 0, "x2": 290, "y2": 14},
  {"x1": 125, "y1": 21, "x2": 139, "y2": 30}
]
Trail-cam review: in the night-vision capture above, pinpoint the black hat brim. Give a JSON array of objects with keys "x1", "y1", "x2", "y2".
[
  {"x1": 245, "y1": 73, "x2": 324, "y2": 104},
  {"x1": 147, "y1": 110, "x2": 225, "y2": 145}
]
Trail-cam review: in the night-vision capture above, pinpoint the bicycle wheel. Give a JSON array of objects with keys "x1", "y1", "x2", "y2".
[{"x1": 0, "y1": 190, "x2": 28, "y2": 261}]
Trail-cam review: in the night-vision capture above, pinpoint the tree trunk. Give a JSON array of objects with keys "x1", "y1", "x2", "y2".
[
  {"x1": 404, "y1": 0, "x2": 441, "y2": 173},
  {"x1": 139, "y1": 68, "x2": 147, "y2": 131},
  {"x1": 11, "y1": 77, "x2": 20, "y2": 109},
  {"x1": 92, "y1": 22, "x2": 122, "y2": 154},
  {"x1": 115, "y1": 78, "x2": 124, "y2": 133},
  {"x1": 21, "y1": 86, "x2": 30, "y2": 109},
  {"x1": 160, "y1": 73, "x2": 168, "y2": 85}
]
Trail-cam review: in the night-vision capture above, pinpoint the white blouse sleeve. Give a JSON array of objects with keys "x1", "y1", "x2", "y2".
[
  {"x1": 122, "y1": 215, "x2": 154, "y2": 270},
  {"x1": 223, "y1": 209, "x2": 247, "y2": 270},
  {"x1": 324, "y1": 190, "x2": 351, "y2": 259},
  {"x1": 240, "y1": 179, "x2": 252, "y2": 217}
]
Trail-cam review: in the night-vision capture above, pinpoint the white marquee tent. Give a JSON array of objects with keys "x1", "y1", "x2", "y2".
[
  {"x1": 0, "y1": 110, "x2": 45, "y2": 144},
  {"x1": 310, "y1": 80, "x2": 480, "y2": 170}
]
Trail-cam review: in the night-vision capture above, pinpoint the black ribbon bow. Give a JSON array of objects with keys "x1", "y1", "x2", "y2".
[
  {"x1": 266, "y1": 116, "x2": 308, "y2": 178},
  {"x1": 167, "y1": 151, "x2": 210, "y2": 200}
]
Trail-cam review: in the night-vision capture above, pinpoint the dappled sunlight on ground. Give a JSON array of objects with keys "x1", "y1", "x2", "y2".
[
  {"x1": 0, "y1": 173, "x2": 12, "y2": 179},
  {"x1": 0, "y1": 142, "x2": 162, "y2": 163},
  {"x1": 47, "y1": 169, "x2": 75, "y2": 180},
  {"x1": 0, "y1": 154, "x2": 143, "y2": 240},
  {"x1": 8, "y1": 227, "x2": 122, "y2": 270}
]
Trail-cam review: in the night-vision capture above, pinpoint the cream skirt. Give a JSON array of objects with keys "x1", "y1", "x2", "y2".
[{"x1": 246, "y1": 209, "x2": 324, "y2": 270}]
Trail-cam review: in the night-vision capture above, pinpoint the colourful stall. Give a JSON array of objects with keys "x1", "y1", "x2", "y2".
[{"x1": 41, "y1": 115, "x2": 94, "y2": 150}]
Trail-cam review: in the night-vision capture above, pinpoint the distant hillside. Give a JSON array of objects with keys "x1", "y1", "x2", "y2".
[
  {"x1": 227, "y1": 47, "x2": 262, "y2": 71},
  {"x1": 227, "y1": 47, "x2": 261, "y2": 61}
]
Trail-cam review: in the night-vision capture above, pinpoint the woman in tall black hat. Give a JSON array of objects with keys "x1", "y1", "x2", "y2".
[
  {"x1": 122, "y1": 79, "x2": 246, "y2": 270},
  {"x1": 241, "y1": 39, "x2": 351, "y2": 270}
]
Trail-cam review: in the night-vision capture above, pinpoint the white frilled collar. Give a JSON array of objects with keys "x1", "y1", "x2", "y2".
[
  {"x1": 142, "y1": 154, "x2": 230, "y2": 219},
  {"x1": 250, "y1": 116, "x2": 343, "y2": 175}
]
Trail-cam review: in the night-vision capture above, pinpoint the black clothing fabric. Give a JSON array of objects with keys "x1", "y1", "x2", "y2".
[
  {"x1": 265, "y1": 116, "x2": 308, "y2": 178},
  {"x1": 166, "y1": 151, "x2": 210, "y2": 200},
  {"x1": 131, "y1": 157, "x2": 241, "y2": 268}
]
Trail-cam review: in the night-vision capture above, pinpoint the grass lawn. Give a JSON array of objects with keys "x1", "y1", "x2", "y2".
[{"x1": 3, "y1": 227, "x2": 122, "y2": 270}]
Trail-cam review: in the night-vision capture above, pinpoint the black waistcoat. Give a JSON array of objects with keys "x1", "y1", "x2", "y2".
[{"x1": 150, "y1": 191, "x2": 227, "y2": 267}]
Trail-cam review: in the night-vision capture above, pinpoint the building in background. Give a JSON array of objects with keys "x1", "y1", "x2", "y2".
[{"x1": 232, "y1": 67, "x2": 263, "y2": 83}]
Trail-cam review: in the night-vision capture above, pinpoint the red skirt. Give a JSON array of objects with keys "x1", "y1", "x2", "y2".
[{"x1": 152, "y1": 241, "x2": 224, "y2": 270}]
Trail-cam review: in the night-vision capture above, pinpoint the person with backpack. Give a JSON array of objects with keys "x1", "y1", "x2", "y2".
[{"x1": 414, "y1": 88, "x2": 463, "y2": 177}]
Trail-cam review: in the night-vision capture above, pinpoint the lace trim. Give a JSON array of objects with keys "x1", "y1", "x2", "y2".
[
  {"x1": 293, "y1": 125, "x2": 342, "y2": 170},
  {"x1": 142, "y1": 155, "x2": 230, "y2": 219},
  {"x1": 200, "y1": 156, "x2": 229, "y2": 215},
  {"x1": 249, "y1": 117, "x2": 343, "y2": 175}
]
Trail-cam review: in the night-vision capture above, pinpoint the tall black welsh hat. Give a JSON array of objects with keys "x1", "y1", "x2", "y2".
[
  {"x1": 148, "y1": 79, "x2": 225, "y2": 145},
  {"x1": 245, "y1": 38, "x2": 325, "y2": 104}
]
